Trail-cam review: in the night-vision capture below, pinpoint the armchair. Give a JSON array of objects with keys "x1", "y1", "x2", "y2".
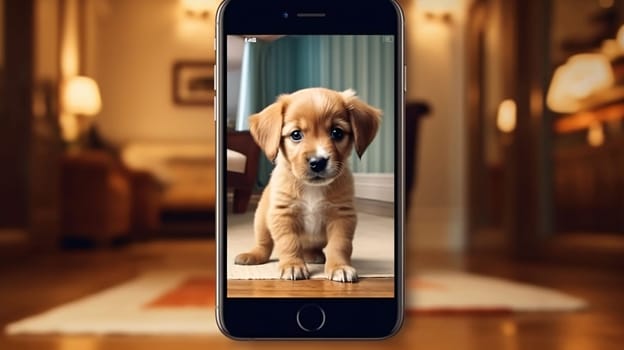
[{"x1": 227, "y1": 130, "x2": 260, "y2": 213}]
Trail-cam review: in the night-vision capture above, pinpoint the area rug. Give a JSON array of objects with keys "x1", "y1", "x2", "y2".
[
  {"x1": 5, "y1": 270, "x2": 586, "y2": 335},
  {"x1": 408, "y1": 270, "x2": 587, "y2": 313},
  {"x1": 5, "y1": 271, "x2": 218, "y2": 336},
  {"x1": 227, "y1": 211, "x2": 394, "y2": 279}
]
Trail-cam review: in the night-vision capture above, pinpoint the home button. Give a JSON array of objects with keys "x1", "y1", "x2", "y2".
[{"x1": 296, "y1": 304, "x2": 326, "y2": 332}]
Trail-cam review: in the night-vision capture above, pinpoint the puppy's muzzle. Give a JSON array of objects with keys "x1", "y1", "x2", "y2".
[{"x1": 308, "y1": 156, "x2": 328, "y2": 173}]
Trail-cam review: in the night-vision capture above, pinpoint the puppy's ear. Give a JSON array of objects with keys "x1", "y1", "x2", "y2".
[
  {"x1": 341, "y1": 89, "x2": 382, "y2": 158},
  {"x1": 249, "y1": 95, "x2": 288, "y2": 162}
]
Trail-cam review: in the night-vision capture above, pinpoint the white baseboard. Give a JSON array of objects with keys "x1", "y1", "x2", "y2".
[{"x1": 353, "y1": 173, "x2": 394, "y2": 202}]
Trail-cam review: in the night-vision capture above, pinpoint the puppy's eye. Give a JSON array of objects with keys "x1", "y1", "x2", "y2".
[
  {"x1": 290, "y1": 130, "x2": 303, "y2": 142},
  {"x1": 330, "y1": 127, "x2": 344, "y2": 141}
]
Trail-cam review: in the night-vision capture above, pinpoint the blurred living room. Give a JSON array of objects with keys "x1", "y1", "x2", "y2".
[{"x1": 1, "y1": 0, "x2": 623, "y2": 348}]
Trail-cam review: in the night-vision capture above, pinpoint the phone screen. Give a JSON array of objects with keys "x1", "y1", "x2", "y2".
[
  {"x1": 216, "y1": 0, "x2": 404, "y2": 338},
  {"x1": 223, "y1": 34, "x2": 397, "y2": 298}
]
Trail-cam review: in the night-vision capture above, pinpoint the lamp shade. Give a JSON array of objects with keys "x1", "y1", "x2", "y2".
[
  {"x1": 63, "y1": 76, "x2": 102, "y2": 116},
  {"x1": 546, "y1": 54, "x2": 614, "y2": 113}
]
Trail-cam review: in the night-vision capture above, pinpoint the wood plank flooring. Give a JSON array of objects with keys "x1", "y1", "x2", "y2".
[
  {"x1": 1, "y1": 240, "x2": 623, "y2": 350},
  {"x1": 227, "y1": 278, "x2": 394, "y2": 297}
]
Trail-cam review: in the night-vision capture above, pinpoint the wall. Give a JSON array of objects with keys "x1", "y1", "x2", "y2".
[
  {"x1": 0, "y1": 1, "x2": 34, "y2": 229},
  {"x1": 0, "y1": 0, "x2": 3, "y2": 68},
  {"x1": 551, "y1": 0, "x2": 617, "y2": 65},
  {"x1": 403, "y1": 0, "x2": 468, "y2": 251},
  {"x1": 35, "y1": 0, "x2": 59, "y2": 81},
  {"x1": 58, "y1": 0, "x2": 79, "y2": 141},
  {"x1": 483, "y1": 0, "x2": 504, "y2": 167},
  {"x1": 0, "y1": 0, "x2": 5, "y2": 237},
  {"x1": 226, "y1": 36, "x2": 244, "y2": 124},
  {"x1": 30, "y1": 0, "x2": 62, "y2": 249},
  {"x1": 88, "y1": 0, "x2": 216, "y2": 145}
]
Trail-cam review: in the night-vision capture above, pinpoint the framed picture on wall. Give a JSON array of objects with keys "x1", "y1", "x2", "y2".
[{"x1": 172, "y1": 60, "x2": 214, "y2": 106}]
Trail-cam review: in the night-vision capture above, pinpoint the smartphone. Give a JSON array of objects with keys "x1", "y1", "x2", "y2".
[{"x1": 215, "y1": 0, "x2": 405, "y2": 339}]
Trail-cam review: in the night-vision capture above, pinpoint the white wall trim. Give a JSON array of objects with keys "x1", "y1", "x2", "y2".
[{"x1": 353, "y1": 173, "x2": 394, "y2": 203}]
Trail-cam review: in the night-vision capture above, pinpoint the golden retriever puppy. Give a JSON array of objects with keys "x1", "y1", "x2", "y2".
[{"x1": 234, "y1": 87, "x2": 381, "y2": 282}]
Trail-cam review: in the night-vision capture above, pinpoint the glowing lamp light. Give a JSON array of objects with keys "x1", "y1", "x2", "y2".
[
  {"x1": 63, "y1": 76, "x2": 102, "y2": 116},
  {"x1": 497, "y1": 99, "x2": 517, "y2": 133},
  {"x1": 558, "y1": 54, "x2": 612, "y2": 99},
  {"x1": 617, "y1": 25, "x2": 624, "y2": 50},
  {"x1": 546, "y1": 54, "x2": 614, "y2": 113},
  {"x1": 587, "y1": 122, "x2": 605, "y2": 147}
]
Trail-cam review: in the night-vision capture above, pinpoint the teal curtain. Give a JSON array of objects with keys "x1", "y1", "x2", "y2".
[
  {"x1": 317, "y1": 36, "x2": 394, "y2": 173},
  {"x1": 235, "y1": 35, "x2": 394, "y2": 187}
]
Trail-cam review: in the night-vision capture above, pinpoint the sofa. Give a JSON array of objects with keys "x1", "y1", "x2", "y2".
[
  {"x1": 61, "y1": 150, "x2": 162, "y2": 244},
  {"x1": 121, "y1": 142, "x2": 216, "y2": 211}
]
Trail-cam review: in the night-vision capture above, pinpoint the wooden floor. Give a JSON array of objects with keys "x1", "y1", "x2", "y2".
[
  {"x1": 1, "y1": 239, "x2": 624, "y2": 350},
  {"x1": 227, "y1": 278, "x2": 394, "y2": 297}
]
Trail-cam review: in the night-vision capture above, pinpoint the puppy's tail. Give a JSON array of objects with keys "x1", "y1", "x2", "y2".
[
  {"x1": 234, "y1": 244, "x2": 273, "y2": 265},
  {"x1": 236, "y1": 196, "x2": 273, "y2": 265}
]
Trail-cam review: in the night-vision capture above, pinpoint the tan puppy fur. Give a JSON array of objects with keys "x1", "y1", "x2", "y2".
[{"x1": 234, "y1": 87, "x2": 381, "y2": 282}]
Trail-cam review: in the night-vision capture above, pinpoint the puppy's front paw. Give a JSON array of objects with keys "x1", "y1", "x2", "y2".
[
  {"x1": 279, "y1": 261, "x2": 310, "y2": 280},
  {"x1": 326, "y1": 265, "x2": 358, "y2": 283}
]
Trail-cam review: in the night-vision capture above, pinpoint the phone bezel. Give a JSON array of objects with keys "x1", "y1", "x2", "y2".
[{"x1": 215, "y1": 0, "x2": 405, "y2": 339}]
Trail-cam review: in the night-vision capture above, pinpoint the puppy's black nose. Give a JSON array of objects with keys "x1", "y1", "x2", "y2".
[{"x1": 309, "y1": 157, "x2": 328, "y2": 173}]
